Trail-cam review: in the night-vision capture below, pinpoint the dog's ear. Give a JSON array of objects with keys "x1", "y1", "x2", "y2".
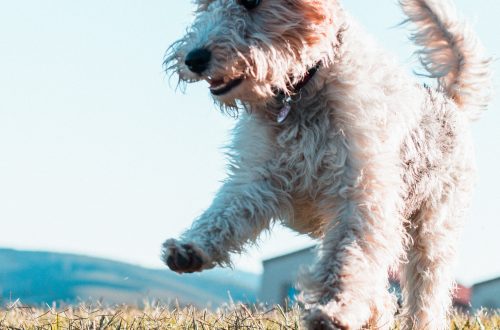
[
  {"x1": 301, "y1": 0, "x2": 330, "y2": 25},
  {"x1": 295, "y1": 0, "x2": 341, "y2": 46},
  {"x1": 195, "y1": 0, "x2": 213, "y2": 12},
  {"x1": 302, "y1": 0, "x2": 342, "y2": 26}
]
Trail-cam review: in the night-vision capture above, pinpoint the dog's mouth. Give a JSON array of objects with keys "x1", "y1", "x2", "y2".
[{"x1": 206, "y1": 76, "x2": 244, "y2": 96}]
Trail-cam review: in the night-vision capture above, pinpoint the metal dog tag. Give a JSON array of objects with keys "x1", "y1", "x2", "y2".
[{"x1": 277, "y1": 97, "x2": 292, "y2": 124}]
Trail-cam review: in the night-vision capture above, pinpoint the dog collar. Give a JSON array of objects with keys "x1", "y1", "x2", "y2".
[{"x1": 276, "y1": 63, "x2": 321, "y2": 124}]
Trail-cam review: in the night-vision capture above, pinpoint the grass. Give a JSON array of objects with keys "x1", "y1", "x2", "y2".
[{"x1": 0, "y1": 301, "x2": 498, "y2": 329}]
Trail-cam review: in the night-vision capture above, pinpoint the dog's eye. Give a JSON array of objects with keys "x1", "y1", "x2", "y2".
[{"x1": 239, "y1": 0, "x2": 261, "y2": 10}]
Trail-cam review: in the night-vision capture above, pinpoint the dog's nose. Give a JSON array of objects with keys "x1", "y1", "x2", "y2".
[{"x1": 185, "y1": 48, "x2": 211, "y2": 74}]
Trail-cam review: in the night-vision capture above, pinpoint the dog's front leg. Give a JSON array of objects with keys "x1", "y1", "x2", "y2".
[
  {"x1": 301, "y1": 162, "x2": 404, "y2": 330},
  {"x1": 162, "y1": 174, "x2": 286, "y2": 273}
]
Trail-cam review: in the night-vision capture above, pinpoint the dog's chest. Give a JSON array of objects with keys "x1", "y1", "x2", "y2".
[
  {"x1": 267, "y1": 103, "x2": 348, "y2": 235},
  {"x1": 273, "y1": 104, "x2": 339, "y2": 189}
]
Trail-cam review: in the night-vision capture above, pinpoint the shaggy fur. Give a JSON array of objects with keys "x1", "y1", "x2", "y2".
[{"x1": 161, "y1": 0, "x2": 492, "y2": 329}]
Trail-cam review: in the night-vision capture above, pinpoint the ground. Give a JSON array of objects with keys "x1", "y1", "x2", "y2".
[{"x1": 1, "y1": 303, "x2": 498, "y2": 329}]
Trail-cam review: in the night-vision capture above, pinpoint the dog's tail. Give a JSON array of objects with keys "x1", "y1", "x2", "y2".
[{"x1": 400, "y1": 0, "x2": 492, "y2": 120}]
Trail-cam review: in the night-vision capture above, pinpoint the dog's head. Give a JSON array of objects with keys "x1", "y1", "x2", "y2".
[{"x1": 165, "y1": 0, "x2": 344, "y2": 111}]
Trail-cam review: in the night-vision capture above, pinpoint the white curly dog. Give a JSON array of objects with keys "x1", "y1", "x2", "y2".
[{"x1": 161, "y1": 0, "x2": 492, "y2": 328}]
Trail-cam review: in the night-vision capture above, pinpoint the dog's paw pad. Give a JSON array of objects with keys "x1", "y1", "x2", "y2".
[
  {"x1": 304, "y1": 308, "x2": 349, "y2": 330},
  {"x1": 163, "y1": 241, "x2": 205, "y2": 273}
]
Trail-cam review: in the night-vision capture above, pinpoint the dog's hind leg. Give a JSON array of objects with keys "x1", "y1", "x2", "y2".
[{"x1": 400, "y1": 184, "x2": 470, "y2": 330}]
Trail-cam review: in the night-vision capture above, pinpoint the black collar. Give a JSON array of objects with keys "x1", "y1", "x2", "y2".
[
  {"x1": 274, "y1": 62, "x2": 321, "y2": 123},
  {"x1": 291, "y1": 62, "x2": 321, "y2": 94},
  {"x1": 276, "y1": 62, "x2": 321, "y2": 99}
]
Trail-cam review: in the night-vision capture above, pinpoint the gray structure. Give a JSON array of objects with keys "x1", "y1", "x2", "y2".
[
  {"x1": 259, "y1": 246, "x2": 401, "y2": 306},
  {"x1": 259, "y1": 247, "x2": 472, "y2": 310},
  {"x1": 471, "y1": 277, "x2": 500, "y2": 310},
  {"x1": 259, "y1": 246, "x2": 315, "y2": 305}
]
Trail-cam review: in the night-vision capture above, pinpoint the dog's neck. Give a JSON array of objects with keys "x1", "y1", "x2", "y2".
[
  {"x1": 253, "y1": 25, "x2": 347, "y2": 123},
  {"x1": 273, "y1": 63, "x2": 321, "y2": 123}
]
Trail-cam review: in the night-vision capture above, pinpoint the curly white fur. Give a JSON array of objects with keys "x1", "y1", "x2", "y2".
[
  {"x1": 162, "y1": 0, "x2": 492, "y2": 329},
  {"x1": 400, "y1": 0, "x2": 492, "y2": 120}
]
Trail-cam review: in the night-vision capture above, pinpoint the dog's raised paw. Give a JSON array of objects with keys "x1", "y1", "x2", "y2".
[{"x1": 162, "y1": 239, "x2": 205, "y2": 273}]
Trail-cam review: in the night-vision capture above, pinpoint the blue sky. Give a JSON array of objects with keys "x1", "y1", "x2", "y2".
[{"x1": 0, "y1": 0, "x2": 498, "y2": 286}]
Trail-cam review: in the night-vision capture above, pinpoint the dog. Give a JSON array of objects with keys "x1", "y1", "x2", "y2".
[{"x1": 161, "y1": 0, "x2": 492, "y2": 329}]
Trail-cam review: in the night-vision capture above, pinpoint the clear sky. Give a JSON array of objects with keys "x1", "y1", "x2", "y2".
[{"x1": 0, "y1": 0, "x2": 498, "y2": 286}]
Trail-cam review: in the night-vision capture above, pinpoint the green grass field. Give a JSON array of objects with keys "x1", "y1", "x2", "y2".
[{"x1": 1, "y1": 303, "x2": 498, "y2": 329}]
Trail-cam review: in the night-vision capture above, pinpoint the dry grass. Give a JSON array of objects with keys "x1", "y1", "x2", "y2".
[{"x1": 0, "y1": 301, "x2": 498, "y2": 329}]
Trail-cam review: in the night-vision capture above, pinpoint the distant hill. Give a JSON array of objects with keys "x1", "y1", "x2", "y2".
[{"x1": 0, "y1": 248, "x2": 259, "y2": 306}]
